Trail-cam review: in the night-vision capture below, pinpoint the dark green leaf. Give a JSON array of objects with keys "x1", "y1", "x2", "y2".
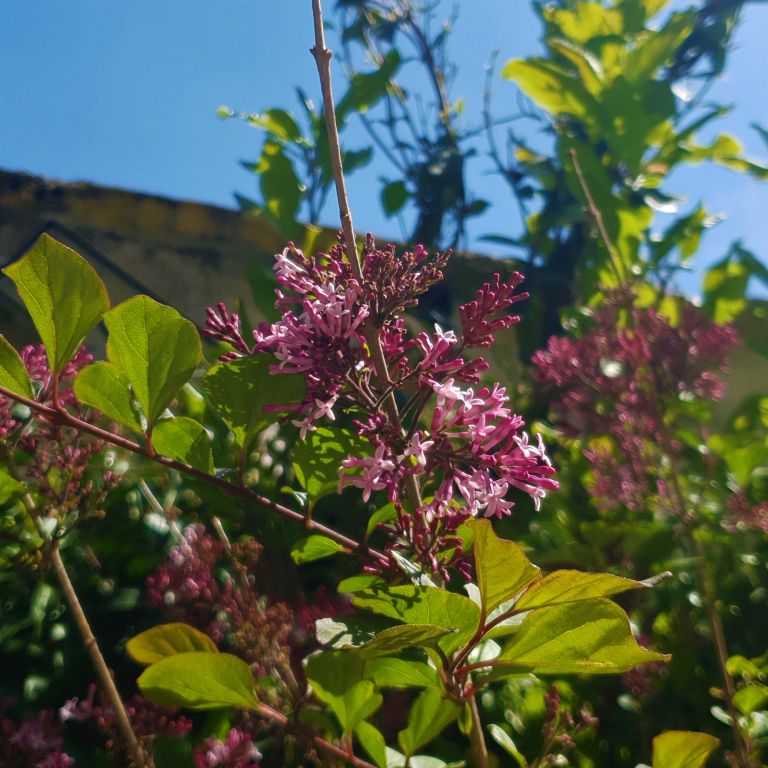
[
  {"x1": 305, "y1": 650, "x2": 382, "y2": 734},
  {"x1": 337, "y1": 50, "x2": 401, "y2": 122},
  {"x1": 353, "y1": 585, "x2": 480, "y2": 654},
  {"x1": 2, "y1": 234, "x2": 110, "y2": 373},
  {"x1": 293, "y1": 426, "x2": 370, "y2": 506},
  {"x1": 138, "y1": 652, "x2": 258, "y2": 710},
  {"x1": 0, "y1": 467, "x2": 25, "y2": 506},
  {"x1": 202, "y1": 354, "x2": 304, "y2": 449},
  {"x1": 355, "y1": 624, "x2": 454, "y2": 659},
  {"x1": 381, "y1": 181, "x2": 409, "y2": 217}
]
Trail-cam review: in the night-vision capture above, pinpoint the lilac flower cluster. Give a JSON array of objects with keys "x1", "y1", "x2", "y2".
[
  {"x1": 0, "y1": 345, "x2": 117, "y2": 524},
  {"x1": 0, "y1": 707, "x2": 74, "y2": 768},
  {"x1": 532, "y1": 295, "x2": 738, "y2": 513},
  {"x1": 206, "y1": 237, "x2": 557, "y2": 576},
  {"x1": 193, "y1": 728, "x2": 262, "y2": 768},
  {"x1": 60, "y1": 683, "x2": 193, "y2": 744}
]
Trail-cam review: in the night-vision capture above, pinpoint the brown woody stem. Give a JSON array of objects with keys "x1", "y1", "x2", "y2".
[
  {"x1": 467, "y1": 692, "x2": 490, "y2": 768},
  {"x1": 21, "y1": 494, "x2": 150, "y2": 768},
  {"x1": 0, "y1": 385, "x2": 384, "y2": 563},
  {"x1": 310, "y1": 0, "x2": 422, "y2": 512}
]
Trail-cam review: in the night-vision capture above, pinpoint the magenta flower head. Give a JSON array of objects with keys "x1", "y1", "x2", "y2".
[{"x1": 207, "y1": 236, "x2": 557, "y2": 578}]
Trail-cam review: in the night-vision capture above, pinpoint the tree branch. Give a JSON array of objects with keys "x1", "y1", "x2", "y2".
[{"x1": 0, "y1": 385, "x2": 385, "y2": 564}]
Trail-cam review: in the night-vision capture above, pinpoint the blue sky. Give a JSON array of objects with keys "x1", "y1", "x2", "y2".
[{"x1": 1, "y1": 0, "x2": 766, "y2": 295}]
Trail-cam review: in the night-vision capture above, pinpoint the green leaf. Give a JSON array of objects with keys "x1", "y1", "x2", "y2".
[
  {"x1": 514, "y1": 570, "x2": 648, "y2": 612},
  {"x1": 103, "y1": 296, "x2": 201, "y2": 430},
  {"x1": 366, "y1": 503, "x2": 398, "y2": 538},
  {"x1": 355, "y1": 721, "x2": 388, "y2": 768},
  {"x1": 733, "y1": 684, "x2": 768, "y2": 716},
  {"x1": 397, "y1": 687, "x2": 460, "y2": 756},
  {"x1": 203, "y1": 354, "x2": 304, "y2": 450},
  {"x1": 337, "y1": 50, "x2": 401, "y2": 122},
  {"x1": 496, "y1": 599, "x2": 669, "y2": 675},
  {"x1": 126, "y1": 623, "x2": 218, "y2": 665},
  {"x1": 355, "y1": 624, "x2": 454, "y2": 660},
  {"x1": 248, "y1": 108, "x2": 302, "y2": 142},
  {"x1": 74, "y1": 362, "x2": 143, "y2": 433},
  {"x1": 353, "y1": 585, "x2": 481, "y2": 654},
  {"x1": 624, "y1": 12, "x2": 695, "y2": 84},
  {"x1": 257, "y1": 139, "x2": 303, "y2": 234},
  {"x1": 293, "y1": 426, "x2": 370, "y2": 507},
  {"x1": 290, "y1": 534, "x2": 345, "y2": 564},
  {"x1": 0, "y1": 467, "x2": 25, "y2": 506},
  {"x1": 487, "y1": 724, "x2": 527, "y2": 767},
  {"x1": 305, "y1": 650, "x2": 382, "y2": 734},
  {"x1": 137, "y1": 652, "x2": 258, "y2": 710},
  {"x1": 338, "y1": 574, "x2": 385, "y2": 593},
  {"x1": 0, "y1": 335, "x2": 32, "y2": 398},
  {"x1": 152, "y1": 417, "x2": 214, "y2": 472},
  {"x1": 381, "y1": 181, "x2": 409, "y2": 217},
  {"x1": 468, "y1": 519, "x2": 540, "y2": 614},
  {"x1": 315, "y1": 614, "x2": 394, "y2": 649},
  {"x1": 502, "y1": 58, "x2": 591, "y2": 118},
  {"x1": 652, "y1": 731, "x2": 720, "y2": 768},
  {"x1": 3, "y1": 234, "x2": 110, "y2": 374},
  {"x1": 364, "y1": 658, "x2": 438, "y2": 689}
]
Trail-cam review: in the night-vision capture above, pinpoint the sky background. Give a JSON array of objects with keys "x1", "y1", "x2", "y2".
[{"x1": 1, "y1": 0, "x2": 766, "y2": 297}]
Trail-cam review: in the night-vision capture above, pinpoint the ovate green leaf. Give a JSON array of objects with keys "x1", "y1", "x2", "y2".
[
  {"x1": 353, "y1": 585, "x2": 481, "y2": 654},
  {"x1": 397, "y1": 687, "x2": 460, "y2": 757},
  {"x1": 126, "y1": 623, "x2": 218, "y2": 665},
  {"x1": 0, "y1": 335, "x2": 32, "y2": 398},
  {"x1": 514, "y1": 570, "x2": 647, "y2": 611},
  {"x1": 3, "y1": 234, "x2": 110, "y2": 373},
  {"x1": 290, "y1": 535, "x2": 345, "y2": 564},
  {"x1": 74, "y1": 362, "x2": 143, "y2": 433},
  {"x1": 468, "y1": 519, "x2": 540, "y2": 614},
  {"x1": 364, "y1": 658, "x2": 439, "y2": 689},
  {"x1": 104, "y1": 296, "x2": 201, "y2": 429},
  {"x1": 153, "y1": 417, "x2": 214, "y2": 472},
  {"x1": 355, "y1": 624, "x2": 454, "y2": 660},
  {"x1": 497, "y1": 599, "x2": 669, "y2": 675},
  {"x1": 652, "y1": 730, "x2": 720, "y2": 768},
  {"x1": 305, "y1": 650, "x2": 382, "y2": 734},
  {"x1": 138, "y1": 652, "x2": 258, "y2": 710}
]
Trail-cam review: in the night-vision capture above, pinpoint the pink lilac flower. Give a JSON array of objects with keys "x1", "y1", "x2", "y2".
[
  {"x1": 0, "y1": 707, "x2": 75, "y2": 768},
  {"x1": 532, "y1": 295, "x2": 738, "y2": 513},
  {"x1": 193, "y1": 728, "x2": 261, "y2": 767},
  {"x1": 206, "y1": 237, "x2": 557, "y2": 577},
  {"x1": 60, "y1": 683, "x2": 193, "y2": 744}
]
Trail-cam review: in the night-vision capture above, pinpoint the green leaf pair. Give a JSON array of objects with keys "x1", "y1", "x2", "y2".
[{"x1": 127, "y1": 623, "x2": 258, "y2": 711}]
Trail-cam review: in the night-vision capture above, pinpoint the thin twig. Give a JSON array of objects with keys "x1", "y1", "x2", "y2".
[
  {"x1": 0, "y1": 385, "x2": 384, "y2": 563},
  {"x1": 309, "y1": 0, "x2": 423, "y2": 512},
  {"x1": 568, "y1": 147, "x2": 625, "y2": 286},
  {"x1": 21, "y1": 494, "x2": 150, "y2": 768}
]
